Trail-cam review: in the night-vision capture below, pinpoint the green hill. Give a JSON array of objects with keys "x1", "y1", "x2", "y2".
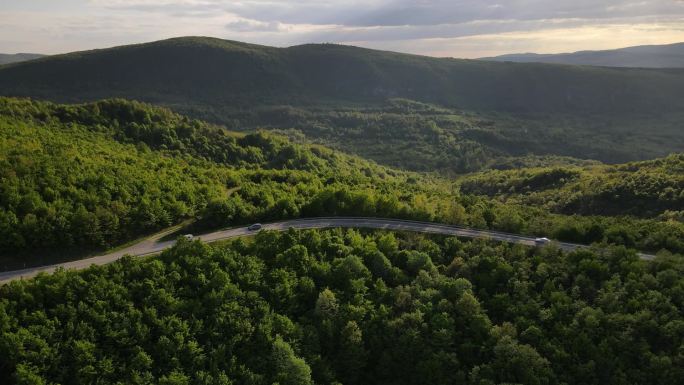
[
  {"x1": 0, "y1": 97, "x2": 452, "y2": 268},
  {"x1": 1, "y1": 97, "x2": 682, "y2": 271},
  {"x1": 1, "y1": 97, "x2": 684, "y2": 384},
  {"x1": 2, "y1": 37, "x2": 684, "y2": 114},
  {"x1": 2, "y1": 37, "x2": 684, "y2": 385},
  {"x1": 2, "y1": 37, "x2": 684, "y2": 167},
  {"x1": 458, "y1": 154, "x2": 684, "y2": 218},
  {"x1": 219, "y1": 99, "x2": 683, "y2": 173}
]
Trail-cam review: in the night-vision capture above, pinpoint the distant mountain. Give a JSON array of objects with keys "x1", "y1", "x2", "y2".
[
  {"x1": 0, "y1": 53, "x2": 45, "y2": 65},
  {"x1": 480, "y1": 42, "x2": 684, "y2": 68},
  {"x1": 1, "y1": 37, "x2": 684, "y2": 166},
  {"x1": 1, "y1": 37, "x2": 684, "y2": 114}
]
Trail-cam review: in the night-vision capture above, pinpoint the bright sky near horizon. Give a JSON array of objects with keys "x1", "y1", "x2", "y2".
[{"x1": 1, "y1": 0, "x2": 684, "y2": 58}]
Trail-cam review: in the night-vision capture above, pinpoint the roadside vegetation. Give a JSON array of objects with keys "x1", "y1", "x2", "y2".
[
  {"x1": 1, "y1": 229, "x2": 682, "y2": 384},
  {"x1": 0, "y1": 97, "x2": 443, "y2": 267},
  {"x1": 1, "y1": 97, "x2": 682, "y2": 270}
]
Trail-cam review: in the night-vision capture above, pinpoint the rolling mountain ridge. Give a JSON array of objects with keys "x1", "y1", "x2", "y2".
[
  {"x1": 480, "y1": 42, "x2": 684, "y2": 68},
  {"x1": 1, "y1": 37, "x2": 683, "y2": 168},
  {"x1": 2, "y1": 37, "x2": 684, "y2": 114}
]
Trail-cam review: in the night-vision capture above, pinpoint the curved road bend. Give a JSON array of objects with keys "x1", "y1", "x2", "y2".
[{"x1": 0, "y1": 217, "x2": 656, "y2": 285}]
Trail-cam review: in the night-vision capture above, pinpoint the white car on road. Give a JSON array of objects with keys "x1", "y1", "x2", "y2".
[{"x1": 535, "y1": 237, "x2": 551, "y2": 246}]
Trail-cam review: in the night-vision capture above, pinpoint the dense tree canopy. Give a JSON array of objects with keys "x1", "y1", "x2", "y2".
[
  {"x1": 2, "y1": 36, "x2": 684, "y2": 169},
  {"x1": 0, "y1": 97, "x2": 442, "y2": 267},
  {"x1": 1, "y1": 37, "x2": 684, "y2": 385},
  {"x1": 458, "y1": 154, "x2": 684, "y2": 218},
  {"x1": 1, "y1": 97, "x2": 682, "y2": 270},
  {"x1": 206, "y1": 99, "x2": 681, "y2": 174},
  {"x1": 1, "y1": 229, "x2": 682, "y2": 384}
]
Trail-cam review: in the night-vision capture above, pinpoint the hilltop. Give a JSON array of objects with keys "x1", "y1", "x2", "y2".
[{"x1": 2, "y1": 37, "x2": 684, "y2": 114}]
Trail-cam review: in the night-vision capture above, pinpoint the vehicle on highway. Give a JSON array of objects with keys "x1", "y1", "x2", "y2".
[
  {"x1": 535, "y1": 237, "x2": 551, "y2": 246},
  {"x1": 183, "y1": 234, "x2": 194, "y2": 240},
  {"x1": 247, "y1": 223, "x2": 262, "y2": 231},
  {"x1": 0, "y1": 218, "x2": 657, "y2": 285}
]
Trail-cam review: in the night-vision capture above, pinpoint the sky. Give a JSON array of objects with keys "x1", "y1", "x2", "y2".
[{"x1": 1, "y1": 0, "x2": 684, "y2": 58}]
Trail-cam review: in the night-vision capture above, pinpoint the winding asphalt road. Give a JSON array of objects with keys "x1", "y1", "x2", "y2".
[{"x1": 0, "y1": 217, "x2": 656, "y2": 285}]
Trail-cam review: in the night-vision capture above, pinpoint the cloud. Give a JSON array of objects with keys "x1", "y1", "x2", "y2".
[
  {"x1": 225, "y1": 20, "x2": 283, "y2": 33},
  {"x1": 2, "y1": 1, "x2": 684, "y2": 57},
  {"x1": 356, "y1": 21, "x2": 684, "y2": 57},
  {"x1": 95, "y1": 0, "x2": 684, "y2": 26},
  {"x1": 350, "y1": 1, "x2": 683, "y2": 27},
  {"x1": 86, "y1": 0, "x2": 684, "y2": 43},
  {"x1": 301, "y1": 14, "x2": 684, "y2": 43}
]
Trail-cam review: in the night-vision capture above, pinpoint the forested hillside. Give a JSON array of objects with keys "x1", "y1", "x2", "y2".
[
  {"x1": 1, "y1": 229, "x2": 682, "y2": 384},
  {"x1": 1, "y1": 37, "x2": 684, "y2": 166},
  {"x1": 458, "y1": 155, "x2": 684, "y2": 218},
  {"x1": 4, "y1": 3, "x2": 684, "y2": 385},
  {"x1": 0, "y1": 97, "x2": 448, "y2": 267},
  {"x1": 218, "y1": 99, "x2": 680, "y2": 172},
  {"x1": 3, "y1": 37, "x2": 684, "y2": 113},
  {"x1": 1, "y1": 97, "x2": 682, "y2": 271}
]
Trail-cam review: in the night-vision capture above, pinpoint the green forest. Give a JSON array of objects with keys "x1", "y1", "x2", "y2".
[
  {"x1": 0, "y1": 95, "x2": 682, "y2": 385},
  {"x1": 1, "y1": 26, "x2": 684, "y2": 385},
  {"x1": 0, "y1": 97, "x2": 442, "y2": 267},
  {"x1": 458, "y1": 155, "x2": 684, "y2": 218},
  {"x1": 1, "y1": 97, "x2": 683, "y2": 271},
  {"x1": 2, "y1": 37, "x2": 684, "y2": 169},
  {"x1": 1, "y1": 229, "x2": 683, "y2": 384},
  {"x1": 197, "y1": 99, "x2": 683, "y2": 174}
]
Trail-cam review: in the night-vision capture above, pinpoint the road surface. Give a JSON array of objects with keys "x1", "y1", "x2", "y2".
[{"x1": 0, "y1": 217, "x2": 656, "y2": 285}]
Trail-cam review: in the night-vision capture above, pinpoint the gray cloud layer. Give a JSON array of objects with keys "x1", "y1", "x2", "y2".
[
  {"x1": 109, "y1": 0, "x2": 684, "y2": 26},
  {"x1": 106, "y1": 0, "x2": 684, "y2": 41},
  {"x1": 2, "y1": 1, "x2": 683, "y2": 57}
]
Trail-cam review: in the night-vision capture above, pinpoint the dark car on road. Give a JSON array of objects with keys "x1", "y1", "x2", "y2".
[{"x1": 247, "y1": 223, "x2": 262, "y2": 231}]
